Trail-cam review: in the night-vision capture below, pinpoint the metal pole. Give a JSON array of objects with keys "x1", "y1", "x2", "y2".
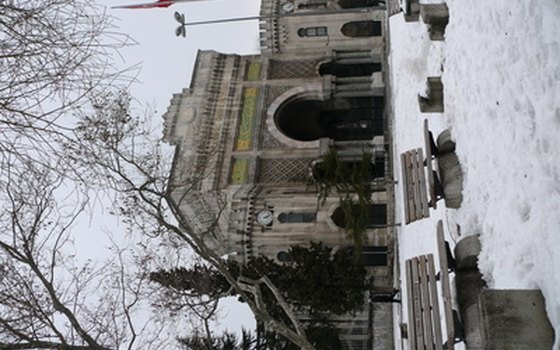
[
  {"x1": 183, "y1": 15, "x2": 263, "y2": 27},
  {"x1": 179, "y1": 7, "x2": 378, "y2": 27}
]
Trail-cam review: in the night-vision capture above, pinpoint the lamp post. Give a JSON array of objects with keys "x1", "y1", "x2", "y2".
[{"x1": 174, "y1": 12, "x2": 267, "y2": 37}]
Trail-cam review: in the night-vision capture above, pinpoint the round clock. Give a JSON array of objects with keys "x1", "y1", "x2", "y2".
[
  {"x1": 281, "y1": 2, "x2": 295, "y2": 13},
  {"x1": 256, "y1": 210, "x2": 274, "y2": 226}
]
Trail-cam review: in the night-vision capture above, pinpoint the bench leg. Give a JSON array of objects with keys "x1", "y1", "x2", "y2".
[
  {"x1": 452, "y1": 310, "x2": 465, "y2": 342},
  {"x1": 442, "y1": 311, "x2": 465, "y2": 349},
  {"x1": 445, "y1": 241, "x2": 457, "y2": 273}
]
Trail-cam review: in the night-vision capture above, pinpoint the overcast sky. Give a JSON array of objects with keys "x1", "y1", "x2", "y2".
[{"x1": 101, "y1": 0, "x2": 261, "y2": 117}]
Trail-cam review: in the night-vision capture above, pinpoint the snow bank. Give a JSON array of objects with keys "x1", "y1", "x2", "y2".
[{"x1": 389, "y1": 0, "x2": 560, "y2": 347}]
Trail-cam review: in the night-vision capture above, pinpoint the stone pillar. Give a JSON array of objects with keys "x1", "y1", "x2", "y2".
[
  {"x1": 480, "y1": 290, "x2": 554, "y2": 350},
  {"x1": 418, "y1": 77, "x2": 444, "y2": 112},
  {"x1": 454, "y1": 236, "x2": 555, "y2": 350},
  {"x1": 420, "y1": 4, "x2": 449, "y2": 41}
]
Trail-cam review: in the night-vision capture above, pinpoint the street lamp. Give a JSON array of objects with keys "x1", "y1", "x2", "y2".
[{"x1": 174, "y1": 11, "x2": 186, "y2": 37}]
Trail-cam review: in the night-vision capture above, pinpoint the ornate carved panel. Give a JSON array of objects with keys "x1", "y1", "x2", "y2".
[
  {"x1": 260, "y1": 127, "x2": 287, "y2": 150},
  {"x1": 266, "y1": 86, "x2": 292, "y2": 105},
  {"x1": 268, "y1": 60, "x2": 318, "y2": 80},
  {"x1": 257, "y1": 158, "x2": 314, "y2": 183}
]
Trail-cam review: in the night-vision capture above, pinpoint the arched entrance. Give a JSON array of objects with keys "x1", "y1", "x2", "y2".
[
  {"x1": 274, "y1": 100, "x2": 326, "y2": 141},
  {"x1": 274, "y1": 97, "x2": 383, "y2": 142}
]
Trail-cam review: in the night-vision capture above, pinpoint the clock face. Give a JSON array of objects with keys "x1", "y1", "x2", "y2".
[
  {"x1": 282, "y1": 2, "x2": 294, "y2": 13},
  {"x1": 256, "y1": 210, "x2": 274, "y2": 226}
]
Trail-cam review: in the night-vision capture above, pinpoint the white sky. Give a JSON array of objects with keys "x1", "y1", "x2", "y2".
[{"x1": 101, "y1": 0, "x2": 261, "y2": 117}]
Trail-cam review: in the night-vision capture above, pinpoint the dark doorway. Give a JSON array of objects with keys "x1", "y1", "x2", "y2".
[
  {"x1": 338, "y1": 0, "x2": 380, "y2": 8},
  {"x1": 326, "y1": 97, "x2": 384, "y2": 141},
  {"x1": 331, "y1": 204, "x2": 387, "y2": 228},
  {"x1": 319, "y1": 61, "x2": 381, "y2": 77},
  {"x1": 360, "y1": 246, "x2": 388, "y2": 266}
]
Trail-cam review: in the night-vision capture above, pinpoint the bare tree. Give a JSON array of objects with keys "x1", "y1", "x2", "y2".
[
  {"x1": 0, "y1": 158, "x2": 165, "y2": 349},
  {"x1": 68, "y1": 91, "x2": 318, "y2": 350},
  {"x1": 0, "y1": 0, "x2": 134, "y2": 176}
]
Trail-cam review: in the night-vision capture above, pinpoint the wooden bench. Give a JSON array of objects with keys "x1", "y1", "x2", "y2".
[
  {"x1": 405, "y1": 221, "x2": 463, "y2": 349},
  {"x1": 401, "y1": 148, "x2": 429, "y2": 224},
  {"x1": 406, "y1": 254, "x2": 443, "y2": 349},
  {"x1": 423, "y1": 119, "x2": 445, "y2": 209}
]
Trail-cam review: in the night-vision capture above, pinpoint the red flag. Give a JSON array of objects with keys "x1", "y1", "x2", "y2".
[
  {"x1": 112, "y1": 0, "x2": 172, "y2": 9},
  {"x1": 113, "y1": 0, "x2": 204, "y2": 9}
]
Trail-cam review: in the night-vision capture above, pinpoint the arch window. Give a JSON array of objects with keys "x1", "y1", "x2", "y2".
[
  {"x1": 337, "y1": 0, "x2": 379, "y2": 8},
  {"x1": 298, "y1": 26, "x2": 328, "y2": 37},
  {"x1": 278, "y1": 212, "x2": 316, "y2": 223},
  {"x1": 298, "y1": 2, "x2": 327, "y2": 9},
  {"x1": 341, "y1": 21, "x2": 382, "y2": 37}
]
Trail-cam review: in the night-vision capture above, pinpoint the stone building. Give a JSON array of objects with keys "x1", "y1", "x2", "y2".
[{"x1": 162, "y1": 1, "x2": 393, "y2": 348}]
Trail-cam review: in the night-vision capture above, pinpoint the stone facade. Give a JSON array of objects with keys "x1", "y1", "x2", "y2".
[{"x1": 163, "y1": 1, "x2": 393, "y2": 348}]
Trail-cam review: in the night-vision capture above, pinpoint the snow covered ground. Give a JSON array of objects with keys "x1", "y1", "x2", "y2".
[{"x1": 388, "y1": 0, "x2": 560, "y2": 348}]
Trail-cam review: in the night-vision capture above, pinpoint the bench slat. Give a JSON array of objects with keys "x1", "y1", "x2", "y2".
[
  {"x1": 406, "y1": 260, "x2": 417, "y2": 350},
  {"x1": 436, "y1": 221, "x2": 456, "y2": 350},
  {"x1": 402, "y1": 153, "x2": 412, "y2": 224},
  {"x1": 416, "y1": 148, "x2": 430, "y2": 218},
  {"x1": 428, "y1": 255, "x2": 444, "y2": 350},
  {"x1": 411, "y1": 150, "x2": 423, "y2": 220},
  {"x1": 411, "y1": 258, "x2": 424, "y2": 347},
  {"x1": 418, "y1": 257, "x2": 434, "y2": 349}
]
